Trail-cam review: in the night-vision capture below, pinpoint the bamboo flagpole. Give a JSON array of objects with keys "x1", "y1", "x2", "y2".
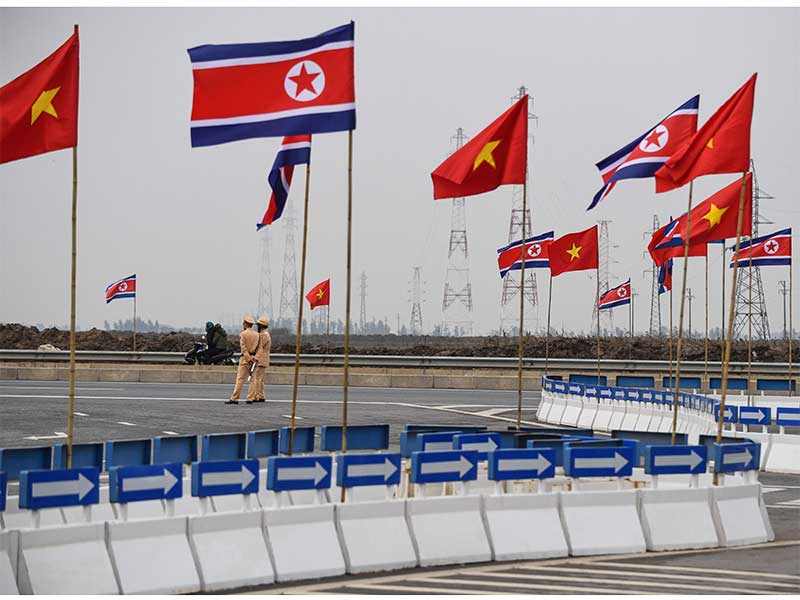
[
  {"x1": 790, "y1": 260, "x2": 794, "y2": 395},
  {"x1": 132, "y1": 292, "x2": 137, "y2": 353},
  {"x1": 341, "y1": 130, "x2": 354, "y2": 503},
  {"x1": 596, "y1": 274, "x2": 601, "y2": 385},
  {"x1": 545, "y1": 276, "x2": 553, "y2": 376},
  {"x1": 747, "y1": 249, "x2": 753, "y2": 405},
  {"x1": 288, "y1": 163, "x2": 312, "y2": 456},
  {"x1": 672, "y1": 181, "x2": 694, "y2": 445},
  {"x1": 669, "y1": 286, "x2": 674, "y2": 384},
  {"x1": 721, "y1": 245, "x2": 726, "y2": 358},
  {"x1": 66, "y1": 144, "x2": 78, "y2": 469},
  {"x1": 515, "y1": 181, "x2": 527, "y2": 430},
  {"x1": 704, "y1": 253, "x2": 709, "y2": 386}
]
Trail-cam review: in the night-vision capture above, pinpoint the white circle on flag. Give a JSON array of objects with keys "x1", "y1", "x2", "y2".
[
  {"x1": 764, "y1": 240, "x2": 780, "y2": 254},
  {"x1": 284, "y1": 60, "x2": 326, "y2": 102},
  {"x1": 528, "y1": 244, "x2": 542, "y2": 258},
  {"x1": 638, "y1": 124, "x2": 669, "y2": 153},
  {"x1": 617, "y1": 287, "x2": 627, "y2": 297},
  {"x1": 119, "y1": 282, "x2": 128, "y2": 292}
]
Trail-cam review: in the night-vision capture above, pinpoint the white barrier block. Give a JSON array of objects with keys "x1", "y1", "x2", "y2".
[
  {"x1": 657, "y1": 410, "x2": 673, "y2": 433},
  {"x1": 116, "y1": 499, "x2": 165, "y2": 520},
  {"x1": 107, "y1": 515, "x2": 200, "y2": 594},
  {"x1": 0, "y1": 531, "x2": 18, "y2": 594},
  {"x1": 172, "y1": 495, "x2": 204, "y2": 516},
  {"x1": 560, "y1": 396, "x2": 582, "y2": 427},
  {"x1": 17, "y1": 522, "x2": 118, "y2": 594},
  {"x1": 577, "y1": 398, "x2": 597, "y2": 429},
  {"x1": 593, "y1": 401, "x2": 614, "y2": 431},
  {"x1": 289, "y1": 489, "x2": 327, "y2": 505},
  {"x1": 258, "y1": 489, "x2": 279, "y2": 509},
  {"x1": 620, "y1": 403, "x2": 640, "y2": 431},
  {"x1": 336, "y1": 499, "x2": 416, "y2": 574},
  {"x1": 483, "y1": 492, "x2": 568, "y2": 561},
  {"x1": 764, "y1": 434, "x2": 800, "y2": 474},
  {"x1": 62, "y1": 502, "x2": 116, "y2": 524},
  {"x1": 639, "y1": 487, "x2": 719, "y2": 551},
  {"x1": 188, "y1": 509, "x2": 274, "y2": 592},
  {"x1": 646, "y1": 407, "x2": 663, "y2": 432},
  {"x1": 406, "y1": 495, "x2": 491, "y2": 567},
  {"x1": 560, "y1": 489, "x2": 646, "y2": 556},
  {"x1": 1, "y1": 507, "x2": 64, "y2": 530},
  {"x1": 546, "y1": 395, "x2": 567, "y2": 425},
  {"x1": 633, "y1": 404, "x2": 653, "y2": 432},
  {"x1": 711, "y1": 483, "x2": 774, "y2": 547},
  {"x1": 608, "y1": 402, "x2": 626, "y2": 431},
  {"x1": 536, "y1": 391, "x2": 554, "y2": 423},
  {"x1": 211, "y1": 494, "x2": 256, "y2": 513},
  {"x1": 263, "y1": 503, "x2": 345, "y2": 582}
]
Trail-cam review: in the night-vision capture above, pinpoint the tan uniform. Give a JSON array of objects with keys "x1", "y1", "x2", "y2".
[
  {"x1": 230, "y1": 327, "x2": 259, "y2": 401},
  {"x1": 248, "y1": 330, "x2": 272, "y2": 401}
]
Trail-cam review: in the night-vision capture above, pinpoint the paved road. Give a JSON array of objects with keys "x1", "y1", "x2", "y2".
[{"x1": 0, "y1": 380, "x2": 543, "y2": 448}]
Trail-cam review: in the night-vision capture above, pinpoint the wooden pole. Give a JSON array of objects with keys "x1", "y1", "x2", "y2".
[
  {"x1": 596, "y1": 274, "x2": 601, "y2": 385},
  {"x1": 629, "y1": 291, "x2": 634, "y2": 358},
  {"x1": 66, "y1": 145, "x2": 78, "y2": 469},
  {"x1": 672, "y1": 181, "x2": 694, "y2": 445},
  {"x1": 545, "y1": 276, "x2": 553, "y2": 376},
  {"x1": 132, "y1": 294, "x2": 137, "y2": 353},
  {"x1": 340, "y1": 130, "x2": 353, "y2": 503},
  {"x1": 516, "y1": 181, "x2": 527, "y2": 430},
  {"x1": 668, "y1": 286, "x2": 674, "y2": 385},
  {"x1": 704, "y1": 253, "x2": 709, "y2": 389},
  {"x1": 790, "y1": 262, "x2": 794, "y2": 396},
  {"x1": 288, "y1": 163, "x2": 312, "y2": 456},
  {"x1": 716, "y1": 172, "x2": 750, "y2": 484},
  {"x1": 747, "y1": 249, "x2": 753, "y2": 405},
  {"x1": 721, "y1": 245, "x2": 726, "y2": 358}
]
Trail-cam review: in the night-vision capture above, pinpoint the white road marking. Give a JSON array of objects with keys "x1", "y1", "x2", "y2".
[
  {"x1": 24, "y1": 431, "x2": 67, "y2": 441},
  {"x1": 161, "y1": 431, "x2": 179, "y2": 436},
  {"x1": 584, "y1": 556, "x2": 800, "y2": 580},
  {"x1": 762, "y1": 486, "x2": 787, "y2": 493},
  {"x1": 116, "y1": 421, "x2": 137, "y2": 426},
  {"x1": 473, "y1": 407, "x2": 515, "y2": 417},
  {"x1": 73, "y1": 412, "x2": 89, "y2": 416},
  {"x1": 333, "y1": 582, "x2": 507, "y2": 595},
  {"x1": 0, "y1": 386, "x2": 123, "y2": 391},
  {"x1": 282, "y1": 415, "x2": 304, "y2": 420},
  {"x1": 412, "y1": 576, "x2": 653, "y2": 595}
]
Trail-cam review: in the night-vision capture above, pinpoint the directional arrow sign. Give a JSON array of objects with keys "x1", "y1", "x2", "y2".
[
  {"x1": 410, "y1": 450, "x2": 478, "y2": 484},
  {"x1": 642, "y1": 392, "x2": 653, "y2": 401},
  {"x1": 337, "y1": 453, "x2": 401, "y2": 488},
  {"x1": 0, "y1": 471, "x2": 6, "y2": 512},
  {"x1": 585, "y1": 387, "x2": 598, "y2": 397},
  {"x1": 739, "y1": 406, "x2": 771, "y2": 425},
  {"x1": 454, "y1": 433, "x2": 502, "y2": 461},
  {"x1": 564, "y1": 446, "x2": 634, "y2": 478},
  {"x1": 776, "y1": 407, "x2": 800, "y2": 427},
  {"x1": 627, "y1": 390, "x2": 640, "y2": 401},
  {"x1": 714, "y1": 443, "x2": 759, "y2": 473},
  {"x1": 716, "y1": 405, "x2": 738, "y2": 423},
  {"x1": 614, "y1": 389, "x2": 625, "y2": 399},
  {"x1": 568, "y1": 383, "x2": 583, "y2": 395},
  {"x1": 191, "y1": 459, "x2": 259, "y2": 497},
  {"x1": 488, "y1": 448, "x2": 555, "y2": 481},
  {"x1": 19, "y1": 467, "x2": 99, "y2": 510},
  {"x1": 266, "y1": 455, "x2": 332, "y2": 491},
  {"x1": 599, "y1": 388, "x2": 613, "y2": 398},
  {"x1": 554, "y1": 383, "x2": 567, "y2": 393},
  {"x1": 646, "y1": 445, "x2": 707, "y2": 475},
  {"x1": 110, "y1": 463, "x2": 182, "y2": 503}
]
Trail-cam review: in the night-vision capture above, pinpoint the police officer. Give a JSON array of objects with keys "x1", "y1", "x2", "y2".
[
  {"x1": 247, "y1": 317, "x2": 271, "y2": 404},
  {"x1": 227, "y1": 315, "x2": 258, "y2": 404}
]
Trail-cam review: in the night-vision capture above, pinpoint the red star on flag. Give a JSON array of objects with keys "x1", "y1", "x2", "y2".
[
  {"x1": 643, "y1": 128, "x2": 663, "y2": 149},
  {"x1": 289, "y1": 63, "x2": 319, "y2": 97}
]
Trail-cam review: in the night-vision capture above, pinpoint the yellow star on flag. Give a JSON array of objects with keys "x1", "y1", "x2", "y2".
[
  {"x1": 473, "y1": 140, "x2": 501, "y2": 171},
  {"x1": 316, "y1": 289, "x2": 325, "y2": 300},
  {"x1": 706, "y1": 137, "x2": 714, "y2": 149},
  {"x1": 702, "y1": 202, "x2": 728, "y2": 229},
  {"x1": 31, "y1": 87, "x2": 61, "y2": 125},
  {"x1": 566, "y1": 243, "x2": 582, "y2": 261}
]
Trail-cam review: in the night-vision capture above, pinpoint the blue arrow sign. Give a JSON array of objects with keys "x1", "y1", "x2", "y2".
[
  {"x1": 653, "y1": 392, "x2": 664, "y2": 402},
  {"x1": 410, "y1": 451, "x2": 478, "y2": 484},
  {"x1": 776, "y1": 407, "x2": 800, "y2": 426},
  {"x1": 554, "y1": 382, "x2": 567, "y2": 393},
  {"x1": 418, "y1": 431, "x2": 459, "y2": 452},
  {"x1": 715, "y1": 404, "x2": 739, "y2": 423},
  {"x1": 645, "y1": 445, "x2": 707, "y2": 475},
  {"x1": 584, "y1": 386, "x2": 598, "y2": 397},
  {"x1": 564, "y1": 445, "x2": 634, "y2": 478},
  {"x1": 625, "y1": 389, "x2": 641, "y2": 402},
  {"x1": 613, "y1": 388, "x2": 626, "y2": 400},
  {"x1": 598, "y1": 387, "x2": 613, "y2": 399},
  {"x1": 0, "y1": 471, "x2": 6, "y2": 512},
  {"x1": 641, "y1": 391, "x2": 653, "y2": 401},
  {"x1": 191, "y1": 459, "x2": 259, "y2": 497},
  {"x1": 568, "y1": 383, "x2": 584, "y2": 395},
  {"x1": 714, "y1": 442, "x2": 760, "y2": 473},
  {"x1": 453, "y1": 433, "x2": 502, "y2": 461},
  {"x1": 266, "y1": 455, "x2": 332, "y2": 491},
  {"x1": 739, "y1": 406, "x2": 772, "y2": 425},
  {"x1": 542, "y1": 378, "x2": 554, "y2": 392},
  {"x1": 336, "y1": 453, "x2": 401, "y2": 488},
  {"x1": 19, "y1": 467, "x2": 99, "y2": 510},
  {"x1": 488, "y1": 448, "x2": 555, "y2": 480},
  {"x1": 110, "y1": 463, "x2": 182, "y2": 503}
]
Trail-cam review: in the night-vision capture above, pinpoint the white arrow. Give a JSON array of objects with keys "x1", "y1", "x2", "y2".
[
  {"x1": 642, "y1": 393, "x2": 652, "y2": 400},
  {"x1": 586, "y1": 387, "x2": 597, "y2": 395},
  {"x1": 630, "y1": 391, "x2": 640, "y2": 399},
  {"x1": 722, "y1": 448, "x2": 753, "y2": 467},
  {"x1": 653, "y1": 450, "x2": 704, "y2": 470},
  {"x1": 201, "y1": 465, "x2": 255, "y2": 490},
  {"x1": 574, "y1": 452, "x2": 629, "y2": 473},
  {"x1": 741, "y1": 408, "x2": 767, "y2": 421},
  {"x1": 121, "y1": 469, "x2": 179, "y2": 495},
  {"x1": 461, "y1": 438, "x2": 498, "y2": 453},
  {"x1": 722, "y1": 408, "x2": 734, "y2": 419},
  {"x1": 420, "y1": 455, "x2": 473, "y2": 478},
  {"x1": 24, "y1": 431, "x2": 67, "y2": 441},
  {"x1": 32, "y1": 473, "x2": 94, "y2": 500},
  {"x1": 277, "y1": 461, "x2": 328, "y2": 485},
  {"x1": 423, "y1": 441, "x2": 454, "y2": 451},
  {"x1": 498, "y1": 453, "x2": 551, "y2": 474},
  {"x1": 600, "y1": 390, "x2": 612, "y2": 397},
  {"x1": 347, "y1": 459, "x2": 397, "y2": 481}
]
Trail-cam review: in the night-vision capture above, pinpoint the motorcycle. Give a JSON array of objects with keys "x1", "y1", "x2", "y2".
[{"x1": 184, "y1": 337, "x2": 236, "y2": 366}]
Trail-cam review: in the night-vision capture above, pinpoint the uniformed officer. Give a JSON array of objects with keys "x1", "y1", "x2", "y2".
[
  {"x1": 247, "y1": 317, "x2": 272, "y2": 404},
  {"x1": 227, "y1": 315, "x2": 258, "y2": 404}
]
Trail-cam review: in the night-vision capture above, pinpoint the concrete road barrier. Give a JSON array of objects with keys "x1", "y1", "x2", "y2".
[
  {"x1": 711, "y1": 483, "x2": 774, "y2": 547},
  {"x1": 764, "y1": 435, "x2": 800, "y2": 474},
  {"x1": 0, "y1": 531, "x2": 18, "y2": 594},
  {"x1": 560, "y1": 489, "x2": 646, "y2": 556},
  {"x1": 639, "y1": 487, "x2": 719, "y2": 551}
]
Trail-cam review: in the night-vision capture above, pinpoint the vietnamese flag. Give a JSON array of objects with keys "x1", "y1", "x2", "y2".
[
  {"x1": 0, "y1": 27, "x2": 79, "y2": 164},
  {"x1": 549, "y1": 226, "x2": 599, "y2": 277},
  {"x1": 655, "y1": 74, "x2": 756, "y2": 192},
  {"x1": 306, "y1": 279, "x2": 330, "y2": 310},
  {"x1": 431, "y1": 95, "x2": 527, "y2": 199}
]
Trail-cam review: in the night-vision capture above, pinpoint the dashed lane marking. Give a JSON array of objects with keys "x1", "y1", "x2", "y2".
[
  {"x1": 161, "y1": 431, "x2": 179, "y2": 435},
  {"x1": 282, "y1": 415, "x2": 304, "y2": 420},
  {"x1": 319, "y1": 582, "x2": 510, "y2": 595},
  {"x1": 73, "y1": 412, "x2": 88, "y2": 416},
  {"x1": 116, "y1": 421, "x2": 137, "y2": 426}
]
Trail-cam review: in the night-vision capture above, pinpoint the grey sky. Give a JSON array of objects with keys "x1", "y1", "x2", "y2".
[{"x1": 1, "y1": 7, "x2": 798, "y2": 336}]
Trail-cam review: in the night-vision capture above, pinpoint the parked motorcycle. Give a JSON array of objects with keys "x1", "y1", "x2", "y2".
[{"x1": 184, "y1": 337, "x2": 236, "y2": 366}]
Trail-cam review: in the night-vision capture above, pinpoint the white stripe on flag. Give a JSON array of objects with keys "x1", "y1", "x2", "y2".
[
  {"x1": 191, "y1": 40, "x2": 355, "y2": 70},
  {"x1": 278, "y1": 141, "x2": 312, "y2": 152},
  {"x1": 191, "y1": 102, "x2": 355, "y2": 128}
]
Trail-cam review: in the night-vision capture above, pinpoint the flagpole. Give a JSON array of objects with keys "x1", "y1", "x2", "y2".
[
  {"x1": 721, "y1": 245, "x2": 726, "y2": 359},
  {"x1": 340, "y1": 130, "x2": 353, "y2": 503},
  {"x1": 668, "y1": 286, "x2": 674, "y2": 386},
  {"x1": 629, "y1": 291, "x2": 633, "y2": 359},
  {"x1": 672, "y1": 181, "x2": 694, "y2": 445},
  {"x1": 790, "y1": 261, "x2": 794, "y2": 396},
  {"x1": 747, "y1": 249, "x2": 753, "y2": 405},
  {"x1": 704, "y1": 253, "x2": 709, "y2": 390},
  {"x1": 288, "y1": 162, "x2": 312, "y2": 456},
  {"x1": 545, "y1": 275, "x2": 553, "y2": 377},
  {"x1": 66, "y1": 144, "x2": 78, "y2": 469},
  {"x1": 596, "y1": 273, "x2": 601, "y2": 385},
  {"x1": 516, "y1": 181, "x2": 527, "y2": 430},
  {"x1": 132, "y1": 294, "x2": 137, "y2": 353},
  {"x1": 716, "y1": 171, "x2": 749, "y2": 483}
]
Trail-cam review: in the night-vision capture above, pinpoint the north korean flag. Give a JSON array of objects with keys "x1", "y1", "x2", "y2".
[
  {"x1": 188, "y1": 22, "x2": 355, "y2": 147},
  {"x1": 258, "y1": 135, "x2": 311, "y2": 229},
  {"x1": 658, "y1": 260, "x2": 672, "y2": 294},
  {"x1": 730, "y1": 228, "x2": 792, "y2": 268},
  {"x1": 105, "y1": 274, "x2": 136, "y2": 304},
  {"x1": 598, "y1": 279, "x2": 631, "y2": 310},
  {"x1": 497, "y1": 231, "x2": 554, "y2": 278}
]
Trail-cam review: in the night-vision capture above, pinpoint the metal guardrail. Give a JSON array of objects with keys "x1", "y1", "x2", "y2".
[{"x1": 0, "y1": 349, "x2": 794, "y2": 377}]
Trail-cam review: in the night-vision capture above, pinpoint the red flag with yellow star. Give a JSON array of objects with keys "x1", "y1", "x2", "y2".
[
  {"x1": 548, "y1": 226, "x2": 599, "y2": 277},
  {"x1": 0, "y1": 27, "x2": 79, "y2": 164},
  {"x1": 306, "y1": 278, "x2": 331, "y2": 310},
  {"x1": 431, "y1": 96, "x2": 527, "y2": 200},
  {"x1": 655, "y1": 74, "x2": 756, "y2": 192}
]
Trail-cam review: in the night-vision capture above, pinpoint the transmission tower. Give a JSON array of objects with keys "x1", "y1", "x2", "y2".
[
  {"x1": 441, "y1": 128, "x2": 474, "y2": 336},
  {"x1": 643, "y1": 215, "x2": 662, "y2": 336},
  {"x1": 256, "y1": 227, "x2": 274, "y2": 320},
  {"x1": 733, "y1": 160, "x2": 771, "y2": 340},
  {"x1": 359, "y1": 270, "x2": 367, "y2": 334},
  {"x1": 500, "y1": 86, "x2": 539, "y2": 334},
  {"x1": 592, "y1": 220, "x2": 615, "y2": 334},
  {"x1": 410, "y1": 266, "x2": 424, "y2": 335},
  {"x1": 278, "y1": 207, "x2": 299, "y2": 330}
]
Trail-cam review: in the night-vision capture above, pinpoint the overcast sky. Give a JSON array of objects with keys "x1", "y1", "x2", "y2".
[{"x1": 1, "y1": 7, "x2": 798, "y2": 336}]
